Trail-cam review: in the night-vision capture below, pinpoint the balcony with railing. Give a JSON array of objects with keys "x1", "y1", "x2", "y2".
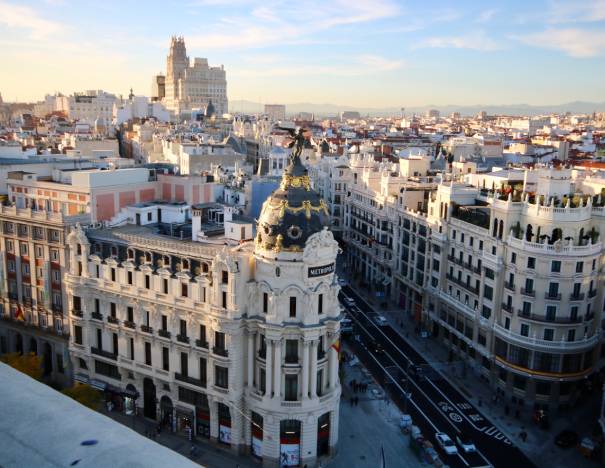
[
  {"x1": 285, "y1": 354, "x2": 299, "y2": 365},
  {"x1": 520, "y1": 288, "x2": 535, "y2": 297},
  {"x1": 569, "y1": 292, "x2": 585, "y2": 301},
  {"x1": 123, "y1": 320, "x2": 136, "y2": 329},
  {"x1": 501, "y1": 303, "x2": 513, "y2": 313},
  {"x1": 175, "y1": 372, "x2": 206, "y2": 388},
  {"x1": 588, "y1": 289, "x2": 597, "y2": 298},
  {"x1": 195, "y1": 339, "x2": 208, "y2": 349},
  {"x1": 212, "y1": 346, "x2": 228, "y2": 357},
  {"x1": 91, "y1": 312, "x2": 103, "y2": 321},
  {"x1": 177, "y1": 334, "x2": 190, "y2": 344},
  {"x1": 544, "y1": 292, "x2": 562, "y2": 300},
  {"x1": 494, "y1": 323, "x2": 601, "y2": 352},
  {"x1": 517, "y1": 309, "x2": 582, "y2": 324},
  {"x1": 107, "y1": 315, "x2": 119, "y2": 325},
  {"x1": 504, "y1": 282, "x2": 516, "y2": 292},
  {"x1": 141, "y1": 325, "x2": 153, "y2": 334},
  {"x1": 446, "y1": 273, "x2": 480, "y2": 295},
  {"x1": 158, "y1": 329, "x2": 171, "y2": 339},
  {"x1": 91, "y1": 347, "x2": 117, "y2": 361},
  {"x1": 72, "y1": 309, "x2": 83, "y2": 318}
]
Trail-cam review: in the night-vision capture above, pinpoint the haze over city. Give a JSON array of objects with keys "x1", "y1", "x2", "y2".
[{"x1": 1, "y1": 0, "x2": 605, "y2": 107}]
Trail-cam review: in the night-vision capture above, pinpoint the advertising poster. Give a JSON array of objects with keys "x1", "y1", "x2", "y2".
[
  {"x1": 219, "y1": 424, "x2": 232, "y2": 444},
  {"x1": 251, "y1": 436, "x2": 262, "y2": 457},
  {"x1": 280, "y1": 443, "x2": 300, "y2": 466}
]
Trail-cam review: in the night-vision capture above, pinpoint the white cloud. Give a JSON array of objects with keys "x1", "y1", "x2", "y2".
[
  {"x1": 476, "y1": 8, "x2": 498, "y2": 23},
  {"x1": 186, "y1": 0, "x2": 400, "y2": 50},
  {"x1": 414, "y1": 31, "x2": 503, "y2": 51},
  {"x1": 0, "y1": 1, "x2": 64, "y2": 39},
  {"x1": 516, "y1": 28, "x2": 605, "y2": 57},
  {"x1": 547, "y1": 0, "x2": 605, "y2": 23}
]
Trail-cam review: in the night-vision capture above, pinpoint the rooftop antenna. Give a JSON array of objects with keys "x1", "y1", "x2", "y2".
[{"x1": 401, "y1": 107, "x2": 405, "y2": 119}]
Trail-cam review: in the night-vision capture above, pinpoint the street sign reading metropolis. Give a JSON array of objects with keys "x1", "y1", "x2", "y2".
[{"x1": 308, "y1": 263, "x2": 335, "y2": 278}]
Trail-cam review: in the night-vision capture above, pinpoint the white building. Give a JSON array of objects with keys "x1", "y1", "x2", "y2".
[
  {"x1": 264, "y1": 104, "x2": 286, "y2": 122},
  {"x1": 64, "y1": 152, "x2": 342, "y2": 466},
  {"x1": 164, "y1": 37, "x2": 228, "y2": 118}
]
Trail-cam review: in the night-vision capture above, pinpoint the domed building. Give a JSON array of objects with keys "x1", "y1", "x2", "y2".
[
  {"x1": 62, "y1": 130, "x2": 342, "y2": 467},
  {"x1": 246, "y1": 138, "x2": 342, "y2": 466}
]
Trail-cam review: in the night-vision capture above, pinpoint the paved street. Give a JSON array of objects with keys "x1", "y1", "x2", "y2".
[{"x1": 340, "y1": 284, "x2": 534, "y2": 468}]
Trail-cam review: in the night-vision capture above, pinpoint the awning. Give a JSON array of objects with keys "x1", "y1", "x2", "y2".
[
  {"x1": 122, "y1": 387, "x2": 140, "y2": 399},
  {"x1": 90, "y1": 379, "x2": 108, "y2": 391},
  {"x1": 74, "y1": 373, "x2": 89, "y2": 384}
]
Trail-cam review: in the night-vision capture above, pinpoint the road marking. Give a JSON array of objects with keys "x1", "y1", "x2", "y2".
[
  {"x1": 342, "y1": 291, "x2": 496, "y2": 466},
  {"x1": 355, "y1": 334, "x2": 470, "y2": 467}
]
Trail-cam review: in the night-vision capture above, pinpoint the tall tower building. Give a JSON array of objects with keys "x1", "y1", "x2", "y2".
[
  {"x1": 249, "y1": 136, "x2": 342, "y2": 465},
  {"x1": 162, "y1": 36, "x2": 228, "y2": 118}
]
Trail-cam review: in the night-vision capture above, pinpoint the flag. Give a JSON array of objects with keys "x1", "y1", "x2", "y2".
[
  {"x1": 331, "y1": 339, "x2": 341, "y2": 354},
  {"x1": 380, "y1": 445, "x2": 386, "y2": 468},
  {"x1": 15, "y1": 304, "x2": 25, "y2": 321}
]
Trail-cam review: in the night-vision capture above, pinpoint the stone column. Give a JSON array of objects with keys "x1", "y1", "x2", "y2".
[
  {"x1": 247, "y1": 330, "x2": 254, "y2": 388},
  {"x1": 301, "y1": 341, "x2": 310, "y2": 399},
  {"x1": 273, "y1": 339, "x2": 281, "y2": 399},
  {"x1": 310, "y1": 340, "x2": 318, "y2": 398},
  {"x1": 329, "y1": 337, "x2": 338, "y2": 389},
  {"x1": 265, "y1": 339, "x2": 273, "y2": 397}
]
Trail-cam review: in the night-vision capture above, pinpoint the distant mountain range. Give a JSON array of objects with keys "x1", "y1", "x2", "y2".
[{"x1": 229, "y1": 100, "x2": 605, "y2": 118}]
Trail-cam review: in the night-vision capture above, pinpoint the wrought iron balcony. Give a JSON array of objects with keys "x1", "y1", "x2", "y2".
[
  {"x1": 91, "y1": 347, "x2": 117, "y2": 361},
  {"x1": 177, "y1": 334, "x2": 190, "y2": 344},
  {"x1": 212, "y1": 346, "x2": 228, "y2": 357},
  {"x1": 107, "y1": 315, "x2": 120, "y2": 325},
  {"x1": 569, "y1": 293, "x2": 585, "y2": 301},
  {"x1": 175, "y1": 372, "x2": 206, "y2": 388},
  {"x1": 123, "y1": 320, "x2": 136, "y2": 329},
  {"x1": 91, "y1": 312, "x2": 103, "y2": 321},
  {"x1": 141, "y1": 325, "x2": 153, "y2": 334},
  {"x1": 72, "y1": 309, "x2": 83, "y2": 318},
  {"x1": 158, "y1": 329, "x2": 171, "y2": 339},
  {"x1": 195, "y1": 339, "x2": 208, "y2": 349}
]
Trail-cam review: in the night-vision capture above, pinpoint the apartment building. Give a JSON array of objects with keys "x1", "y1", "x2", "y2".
[
  {"x1": 423, "y1": 168, "x2": 604, "y2": 408},
  {"x1": 64, "y1": 153, "x2": 342, "y2": 466},
  {"x1": 0, "y1": 204, "x2": 89, "y2": 386}
]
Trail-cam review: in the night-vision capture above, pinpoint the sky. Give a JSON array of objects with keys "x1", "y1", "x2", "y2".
[{"x1": 1, "y1": 0, "x2": 605, "y2": 107}]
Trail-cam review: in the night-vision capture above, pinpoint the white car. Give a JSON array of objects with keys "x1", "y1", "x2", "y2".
[
  {"x1": 374, "y1": 315, "x2": 388, "y2": 326},
  {"x1": 455, "y1": 434, "x2": 476, "y2": 453},
  {"x1": 343, "y1": 297, "x2": 355, "y2": 306},
  {"x1": 435, "y1": 432, "x2": 458, "y2": 455}
]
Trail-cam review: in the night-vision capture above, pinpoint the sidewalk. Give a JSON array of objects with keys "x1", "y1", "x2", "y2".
[
  {"x1": 100, "y1": 407, "x2": 258, "y2": 468},
  {"x1": 327, "y1": 343, "x2": 422, "y2": 468},
  {"x1": 348, "y1": 285, "x2": 601, "y2": 468}
]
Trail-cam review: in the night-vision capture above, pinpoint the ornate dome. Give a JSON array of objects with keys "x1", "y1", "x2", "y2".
[{"x1": 256, "y1": 152, "x2": 329, "y2": 253}]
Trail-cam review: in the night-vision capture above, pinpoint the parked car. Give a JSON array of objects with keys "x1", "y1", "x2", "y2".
[
  {"x1": 374, "y1": 315, "x2": 388, "y2": 326},
  {"x1": 435, "y1": 432, "x2": 458, "y2": 455},
  {"x1": 340, "y1": 319, "x2": 353, "y2": 335},
  {"x1": 399, "y1": 414, "x2": 413, "y2": 433},
  {"x1": 343, "y1": 297, "x2": 355, "y2": 306},
  {"x1": 554, "y1": 429, "x2": 579, "y2": 448},
  {"x1": 455, "y1": 434, "x2": 476, "y2": 453}
]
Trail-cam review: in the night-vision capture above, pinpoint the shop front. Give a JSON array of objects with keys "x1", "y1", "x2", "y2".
[
  {"x1": 123, "y1": 384, "x2": 139, "y2": 416},
  {"x1": 251, "y1": 412, "x2": 263, "y2": 459},
  {"x1": 317, "y1": 412, "x2": 330, "y2": 457},
  {"x1": 160, "y1": 396, "x2": 174, "y2": 430},
  {"x1": 280, "y1": 419, "x2": 301, "y2": 467},
  {"x1": 176, "y1": 406, "x2": 194, "y2": 435},
  {"x1": 218, "y1": 403, "x2": 231, "y2": 445},
  {"x1": 196, "y1": 402, "x2": 211, "y2": 438}
]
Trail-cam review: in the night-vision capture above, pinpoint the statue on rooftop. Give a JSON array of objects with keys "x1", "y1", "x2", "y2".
[{"x1": 277, "y1": 126, "x2": 307, "y2": 159}]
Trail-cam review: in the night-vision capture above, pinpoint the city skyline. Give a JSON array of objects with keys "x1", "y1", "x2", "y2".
[{"x1": 1, "y1": 0, "x2": 605, "y2": 107}]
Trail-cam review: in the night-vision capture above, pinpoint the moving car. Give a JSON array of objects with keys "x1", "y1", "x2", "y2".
[
  {"x1": 369, "y1": 340, "x2": 384, "y2": 354},
  {"x1": 435, "y1": 432, "x2": 458, "y2": 455},
  {"x1": 455, "y1": 434, "x2": 476, "y2": 453},
  {"x1": 554, "y1": 429, "x2": 579, "y2": 448},
  {"x1": 343, "y1": 297, "x2": 355, "y2": 307},
  {"x1": 374, "y1": 315, "x2": 388, "y2": 326}
]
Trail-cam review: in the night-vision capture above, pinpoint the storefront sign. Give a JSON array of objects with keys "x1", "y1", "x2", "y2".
[
  {"x1": 90, "y1": 379, "x2": 107, "y2": 391},
  {"x1": 252, "y1": 436, "x2": 262, "y2": 458},
  {"x1": 308, "y1": 263, "x2": 335, "y2": 278},
  {"x1": 280, "y1": 443, "x2": 300, "y2": 466},
  {"x1": 219, "y1": 424, "x2": 232, "y2": 444}
]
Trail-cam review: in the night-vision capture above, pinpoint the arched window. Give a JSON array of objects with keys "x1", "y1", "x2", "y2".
[
  {"x1": 551, "y1": 228, "x2": 562, "y2": 244},
  {"x1": 498, "y1": 220, "x2": 504, "y2": 239},
  {"x1": 493, "y1": 218, "x2": 499, "y2": 237}
]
